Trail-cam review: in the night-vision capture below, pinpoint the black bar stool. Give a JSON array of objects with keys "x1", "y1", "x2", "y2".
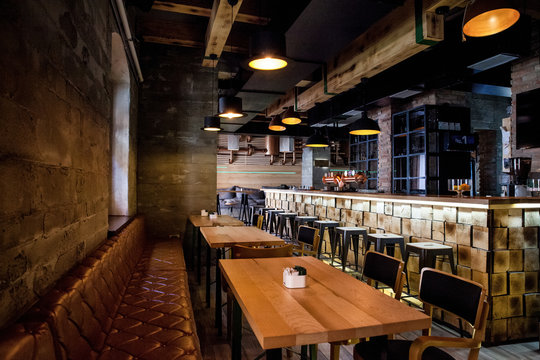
[
  {"x1": 277, "y1": 212, "x2": 297, "y2": 240},
  {"x1": 267, "y1": 209, "x2": 285, "y2": 234},
  {"x1": 365, "y1": 233, "x2": 405, "y2": 258},
  {"x1": 403, "y1": 241, "x2": 456, "y2": 293},
  {"x1": 216, "y1": 194, "x2": 221, "y2": 215},
  {"x1": 313, "y1": 220, "x2": 339, "y2": 258},
  {"x1": 293, "y1": 216, "x2": 318, "y2": 241},
  {"x1": 334, "y1": 227, "x2": 368, "y2": 272},
  {"x1": 258, "y1": 207, "x2": 276, "y2": 230},
  {"x1": 238, "y1": 193, "x2": 250, "y2": 223}
]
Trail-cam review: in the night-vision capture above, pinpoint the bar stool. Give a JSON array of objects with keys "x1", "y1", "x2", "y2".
[
  {"x1": 258, "y1": 208, "x2": 275, "y2": 230},
  {"x1": 277, "y1": 212, "x2": 297, "y2": 240},
  {"x1": 293, "y1": 216, "x2": 318, "y2": 241},
  {"x1": 334, "y1": 227, "x2": 368, "y2": 272},
  {"x1": 238, "y1": 193, "x2": 250, "y2": 223},
  {"x1": 267, "y1": 209, "x2": 285, "y2": 234},
  {"x1": 313, "y1": 220, "x2": 339, "y2": 258},
  {"x1": 365, "y1": 233, "x2": 405, "y2": 258},
  {"x1": 248, "y1": 205, "x2": 264, "y2": 225},
  {"x1": 403, "y1": 242, "x2": 456, "y2": 293}
]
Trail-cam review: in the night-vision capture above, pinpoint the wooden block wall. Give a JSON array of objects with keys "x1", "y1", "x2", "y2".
[{"x1": 265, "y1": 191, "x2": 540, "y2": 343}]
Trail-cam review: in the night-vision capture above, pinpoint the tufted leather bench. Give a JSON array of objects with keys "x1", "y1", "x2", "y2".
[{"x1": 0, "y1": 216, "x2": 201, "y2": 360}]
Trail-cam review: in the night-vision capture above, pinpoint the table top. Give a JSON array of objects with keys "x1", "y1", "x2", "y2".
[
  {"x1": 200, "y1": 226, "x2": 285, "y2": 248},
  {"x1": 189, "y1": 215, "x2": 244, "y2": 227},
  {"x1": 220, "y1": 256, "x2": 431, "y2": 349}
]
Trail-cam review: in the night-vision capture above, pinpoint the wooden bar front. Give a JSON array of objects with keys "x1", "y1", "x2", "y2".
[{"x1": 263, "y1": 189, "x2": 540, "y2": 344}]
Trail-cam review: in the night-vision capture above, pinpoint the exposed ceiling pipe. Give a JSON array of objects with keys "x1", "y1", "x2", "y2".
[{"x1": 112, "y1": 0, "x2": 144, "y2": 82}]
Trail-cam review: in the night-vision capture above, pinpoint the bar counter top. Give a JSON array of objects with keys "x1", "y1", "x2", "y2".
[{"x1": 262, "y1": 189, "x2": 540, "y2": 209}]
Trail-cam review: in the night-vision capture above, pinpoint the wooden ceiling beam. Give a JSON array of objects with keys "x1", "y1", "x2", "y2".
[
  {"x1": 266, "y1": 0, "x2": 463, "y2": 116},
  {"x1": 202, "y1": 0, "x2": 244, "y2": 67},
  {"x1": 152, "y1": 1, "x2": 270, "y2": 25},
  {"x1": 143, "y1": 35, "x2": 247, "y2": 53}
]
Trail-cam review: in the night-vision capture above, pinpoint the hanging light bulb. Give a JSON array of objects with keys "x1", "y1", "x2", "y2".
[
  {"x1": 268, "y1": 114, "x2": 286, "y2": 131},
  {"x1": 349, "y1": 111, "x2": 380, "y2": 135},
  {"x1": 305, "y1": 130, "x2": 329, "y2": 147},
  {"x1": 463, "y1": 0, "x2": 520, "y2": 37},
  {"x1": 281, "y1": 106, "x2": 301, "y2": 125},
  {"x1": 248, "y1": 31, "x2": 288, "y2": 71}
]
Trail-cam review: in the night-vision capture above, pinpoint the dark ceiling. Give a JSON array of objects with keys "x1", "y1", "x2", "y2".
[{"x1": 130, "y1": 0, "x2": 536, "y2": 136}]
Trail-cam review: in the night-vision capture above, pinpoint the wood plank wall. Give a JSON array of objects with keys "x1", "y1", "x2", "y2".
[{"x1": 216, "y1": 135, "x2": 303, "y2": 189}]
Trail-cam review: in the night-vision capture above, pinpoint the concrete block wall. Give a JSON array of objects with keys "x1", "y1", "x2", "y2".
[
  {"x1": 138, "y1": 44, "x2": 217, "y2": 238},
  {"x1": 0, "y1": 0, "x2": 113, "y2": 327}
]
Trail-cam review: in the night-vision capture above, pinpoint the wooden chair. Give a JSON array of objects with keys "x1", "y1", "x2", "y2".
[
  {"x1": 256, "y1": 214, "x2": 264, "y2": 229},
  {"x1": 353, "y1": 267, "x2": 489, "y2": 360},
  {"x1": 225, "y1": 244, "x2": 293, "y2": 341},
  {"x1": 293, "y1": 225, "x2": 320, "y2": 257},
  {"x1": 330, "y1": 251, "x2": 406, "y2": 360}
]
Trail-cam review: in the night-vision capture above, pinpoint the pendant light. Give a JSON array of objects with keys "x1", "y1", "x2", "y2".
[
  {"x1": 305, "y1": 129, "x2": 329, "y2": 148},
  {"x1": 349, "y1": 78, "x2": 380, "y2": 136},
  {"x1": 282, "y1": 106, "x2": 301, "y2": 125},
  {"x1": 218, "y1": 96, "x2": 244, "y2": 118},
  {"x1": 202, "y1": 54, "x2": 222, "y2": 131},
  {"x1": 248, "y1": 31, "x2": 288, "y2": 71},
  {"x1": 349, "y1": 111, "x2": 380, "y2": 135},
  {"x1": 218, "y1": 0, "x2": 245, "y2": 119},
  {"x1": 463, "y1": 0, "x2": 520, "y2": 37},
  {"x1": 268, "y1": 114, "x2": 286, "y2": 131}
]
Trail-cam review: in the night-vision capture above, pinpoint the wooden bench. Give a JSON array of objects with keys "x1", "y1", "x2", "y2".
[{"x1": 0, "y1": 216, "x2": 201, "y2": 360}]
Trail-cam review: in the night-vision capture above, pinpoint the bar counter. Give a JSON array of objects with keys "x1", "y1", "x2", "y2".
[{"x1": 263, "y1": 189, "x2": 540, "y2": 344}]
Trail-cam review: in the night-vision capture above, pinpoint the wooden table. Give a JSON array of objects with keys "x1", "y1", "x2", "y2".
[
  {"x1": 200, "y1": 226, "x2": 285, "y2": 335},
  {"x1": 220, "y1": 256, "x2": 431, "y2": 360},
  {"x1": 188, "y1": 215, "x2": 244, "y2": 285}
]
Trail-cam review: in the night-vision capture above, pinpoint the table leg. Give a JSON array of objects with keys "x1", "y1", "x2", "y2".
[
  {"x1": 265, "y1": 348, "x2": 282, "y2": 360},
  {"x1": 206, "y1": 243, "x2": 211, "y2": 308},
  {"x1": 215, "y1": 248, "x2": 223, "y2": 335},
  {"x1": 197, "y1": 227, "x2": 202, "y2": 284},
  {"x1": 309, "y1": 344, "x2": 318, "y2": 359},
  {"x1": 342, "y1": 233, "x2": 350, "y2": 272},
  {"x1": 232, "y1": 297, "x2": 242, "y2": 360},
  {"x1": 189, "y1": 223, "x2": 196, "y2": 270}
]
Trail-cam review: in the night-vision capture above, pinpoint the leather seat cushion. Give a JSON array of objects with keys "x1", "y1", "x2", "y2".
[
  {"x1": 0, "y1": 322, "x2": 56, "y2": 360},
  {"x1": 354, "y1": 339, "x2": 455, "y2": 360},
  {"x1": 101, "y1": 239, "x2": 201, "y2": 359}
]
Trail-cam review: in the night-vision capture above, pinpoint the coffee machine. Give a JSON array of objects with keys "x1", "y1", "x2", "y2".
[{"x1": 508, "y1": 157, "x2": 532, "y2": 196}]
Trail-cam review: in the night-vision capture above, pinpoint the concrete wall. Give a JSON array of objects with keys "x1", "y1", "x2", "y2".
[
  {"x1": 138, "y1": 44, "x2": 217, "y2": 238},
  {"x1": 0, "y1": 0, "x2": 113, "y2": 327}
]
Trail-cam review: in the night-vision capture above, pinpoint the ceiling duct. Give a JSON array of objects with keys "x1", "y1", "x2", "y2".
[
  {"x1": 227, "y1": 135, "x2": 240, "y2": 150},
  {"x1": 265, "y1": 135, "x2": 279, "y2": 155},
  {"x1": 467, "y1": 53, "x2": 519, "y2": 72}
]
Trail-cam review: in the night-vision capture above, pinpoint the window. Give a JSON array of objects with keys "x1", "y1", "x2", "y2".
[{"x1": 350, "y1": 135, "x2": 378, "y2": 190}]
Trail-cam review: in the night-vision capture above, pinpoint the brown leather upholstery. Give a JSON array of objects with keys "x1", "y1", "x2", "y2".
[
  {"x1": 0, "y1": 322, "x2": 56, "y2": 360},
  {"x1": 4, "y1": 216, "x2": 201, "y2": 360}
]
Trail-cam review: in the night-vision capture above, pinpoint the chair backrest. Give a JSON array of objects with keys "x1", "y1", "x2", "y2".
[
  {"x1": 297, "y1": 225, "x2": 319, "y2": 247},
  {"x1": 232, "y1": 244, "x2": 293, "y2": 259},
  {"x1": 256, "y1": 214, "x2": 264, "y2": 229},
  {"x1": 362, "y1": 250, "x2": 405, "y2": 300},
  {"x1": 419, "y1": 268, "x2": 487, "y2": 328}
]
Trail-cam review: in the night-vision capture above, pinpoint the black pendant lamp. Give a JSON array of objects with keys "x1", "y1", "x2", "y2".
[
  {"x1": 463, "y1": 0, "x2": 520, "y2": 37},
  {"x1": 218, "y1": 96, "x2": 244, "y2": 119},
  {"x1": 349, "y1": 111, "x2": 380, "y2": 135},
  {"x1": 202, "y1": 54, "x2": 222, "y2": 131},
  {"x1": 268, "y1": 114, "x2": 286, "y2": 131},
  {"x1": 281, "y1": 106, "x2": 301, "y2": 125},
  {"x1": 248, "y1": 30, "x2": 288, "y2": 71},
  {"x1": 305, "y1": 129, "x2": 329, "y2": 148}
]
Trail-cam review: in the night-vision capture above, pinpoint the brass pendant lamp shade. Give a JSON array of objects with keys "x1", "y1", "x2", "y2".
[
  {"x1": 268, "y1": 114, "x2": 286, "y2": 131},
  {"x1": 349, "y1": 112, "x2": 381, "y2": 135},
  {"x1": 218, "y1": 96, "x2": 245, "y2": 119},
  {"x1": 282, "y1": 106, "x2": 302, "y2": 125},
  {"x1": 305, "y1": 131, "x2": 329, "y2": 147},
  {"x1": 463, "y1": 0, "x2": 520, "y2": 37},
  {"x1": 248, "y1": 31, "x2": 288, "y2": 71},
  {"x1": 202, "y1": 116, "x2": 222, "y2": 131}
]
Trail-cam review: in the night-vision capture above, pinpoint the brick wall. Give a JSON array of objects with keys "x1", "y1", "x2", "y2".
[
  {"x1": 0, "y1": 0, "x2": 113, "y2": 327},
  {"x1": 511, "y1": 19, "x2": 540, "y2": 171},
  {"x1": 138, "y1": 44, "x2": 217, "y2": 237}
]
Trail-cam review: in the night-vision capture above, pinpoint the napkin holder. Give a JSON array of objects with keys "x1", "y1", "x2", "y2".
[
  {"x1": 209, "y1": 213, "x2": 218, "y2": 220},
  {"x1": 201, "y1": 210, "x2": 208, "y2": 216},
  {"x1": 283, "y1": 266, "x2": 307, "y2": 289}
]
